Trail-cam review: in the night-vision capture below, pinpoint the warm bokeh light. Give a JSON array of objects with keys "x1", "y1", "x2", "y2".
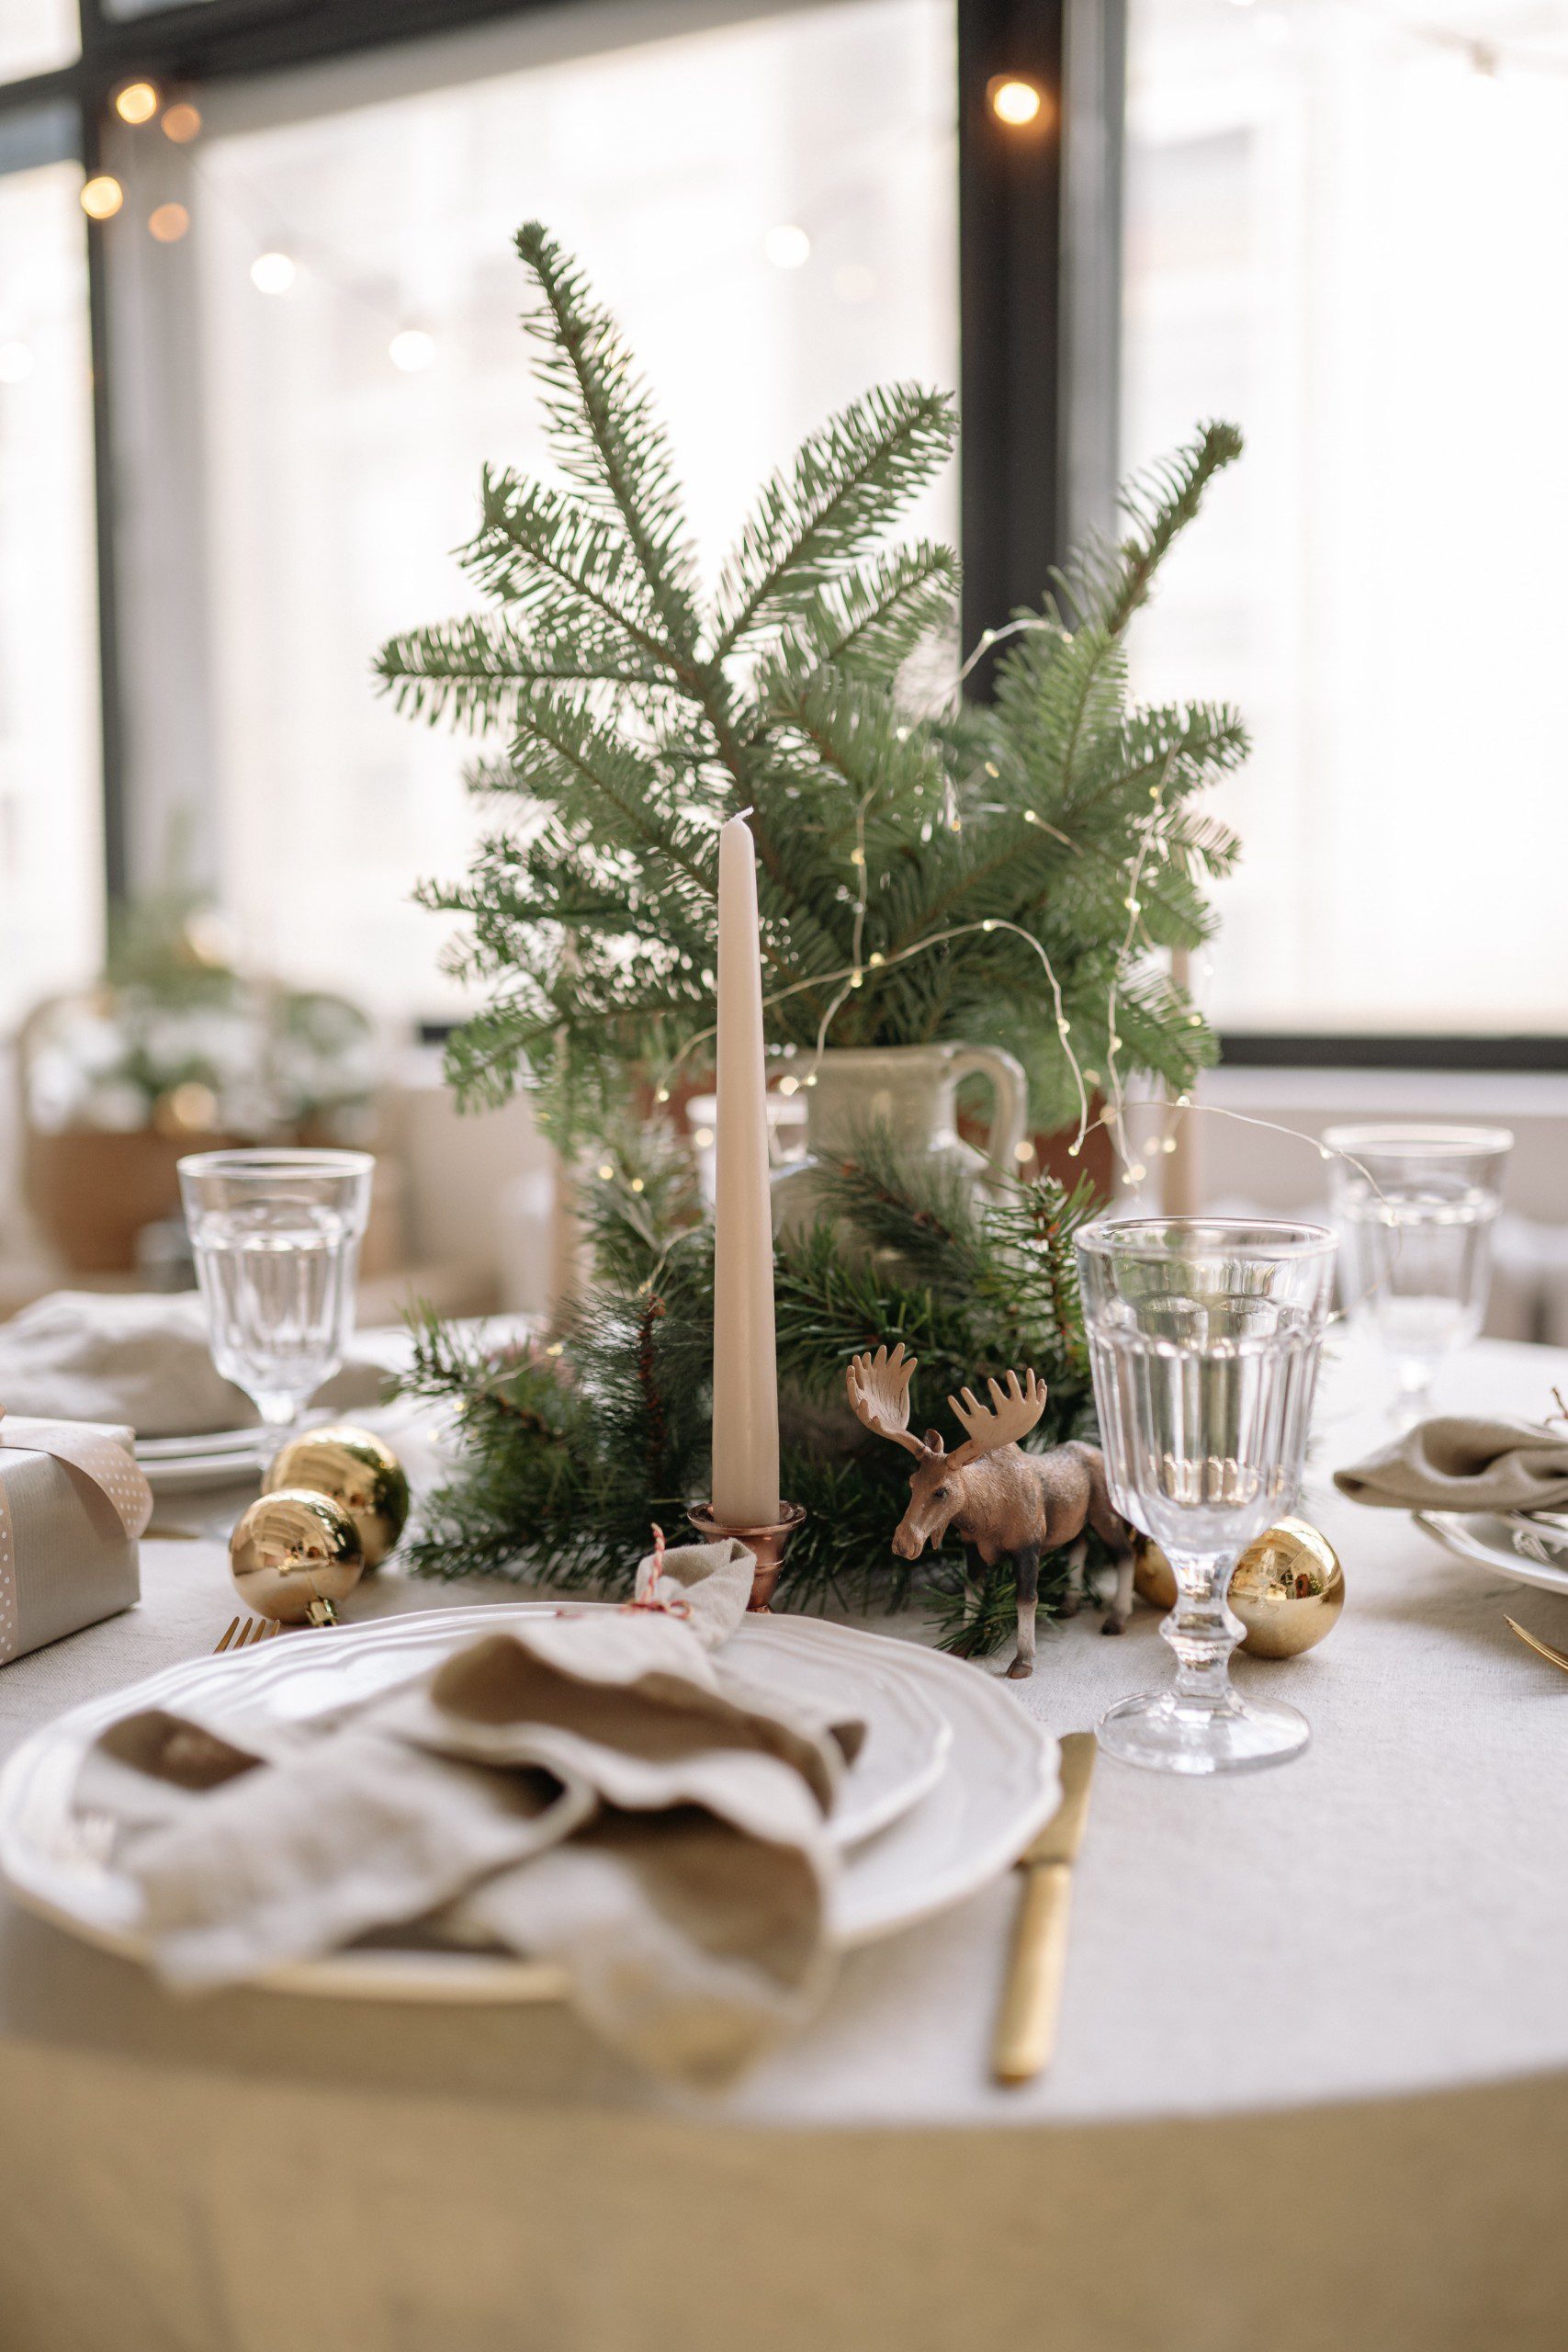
[
  {"x1": 762, "y1": 222, "x2": 811, "y2": 269},
  {"x1": 152, "y1": 1080, "x2": 220, "y2": 1136},
  {"x1": 80, "y1": 175, "x2": 124, "y2": 221},
  {"x1": 388, "y1": 327, "x2": 436, "y2": 372},
  {"x1": 114, "y1": 81, "x2": 159, "y2": 126},
  {"x1": 149, "y1": 202, "x2": 190, "y2": 243},
  {"x1": 162, "y1": 102, "x2": 202, "y2": 143},
  {"x1": 988, "y1": 76, "x2": 1043, "y2": 127},
  {"x1": 0, "y1": 341, "x2": 34, "y2": 385},
  {"x1": 250, "y1": 250, "x2": 297, "y2": 294}
]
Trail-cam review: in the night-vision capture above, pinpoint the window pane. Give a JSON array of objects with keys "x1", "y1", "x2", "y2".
[
  {"x1": 1122, "y1": 0, "x2": 1568, "y2": 1035},
  {"x1": 121, "y1": 0, "x2": 957, "y2": 1021},
  {"x1": 0, "y1": 150, "x2": 102, "y2": 1025},
  {"x1": 0, "y1": 0, "x2": 77, "y2": 79}
]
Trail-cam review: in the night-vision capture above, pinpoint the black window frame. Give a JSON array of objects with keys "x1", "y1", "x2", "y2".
[{"x1": 1, "y1": 0, "x2": 1555, "y2": 1075}]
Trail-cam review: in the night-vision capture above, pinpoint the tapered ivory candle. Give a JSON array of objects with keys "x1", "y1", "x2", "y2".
[{"x1": 711, "y1": 814, "x2": 781, "y2": 1527}]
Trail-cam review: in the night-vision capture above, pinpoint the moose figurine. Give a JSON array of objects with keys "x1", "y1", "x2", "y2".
[{"x1": 846, "y1": 1342, "x2": 1135, "y2": 1679}]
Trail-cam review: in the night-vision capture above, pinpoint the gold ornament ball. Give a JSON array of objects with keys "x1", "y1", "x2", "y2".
[
  {"x1": 1229, "y1": 1518, "x2": 1345, "y2": 1657},
  {"x1": 263, "y1": 1424, "x2": 409, "y2": 1568},
  {"x1": 1133, "y1": 1538, "x2": 1179, "y2": 1611},
  {"x1": 1134, "y1": 1518, "x2": 1344, "y2": 1658},
  {"x1": 230, "y1": 1488, "x2": 365, "y2": 1624}
]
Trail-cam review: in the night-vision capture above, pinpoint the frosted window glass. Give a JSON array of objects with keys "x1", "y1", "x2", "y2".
[
  {"x1": 171, "y1": 0, "x2": 957, "y2": 1018},
  {"x1": 0, "y1": 0, "x2": 77, "y2": 80},
  {"x1": 0, "y1": 156, "x2": 102, "y2": 1023},
  {"x1": 1123, "y1": 0, "x2": 1568, "y2": 1034}
]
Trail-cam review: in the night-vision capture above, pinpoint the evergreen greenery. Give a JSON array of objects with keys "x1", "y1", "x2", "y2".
[
  {"x1": 377, "y1": 222, "x2": 1247, "y2": 1140},
  {"x1": 397, "y1": 1126, "x2": 1107, "y2": 1649},
  {"x1": 380, "y1": 221, "x2": 1251, "y2": 1644}
]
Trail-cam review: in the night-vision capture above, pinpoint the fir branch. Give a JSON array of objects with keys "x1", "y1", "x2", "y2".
[
  {"x1": 378, "y1": 219, "x2": 1245, "y2": 1149},
  {"x1": 711, "y1": 384, "x2": 956, "y2": 658},
  {"x1": 514, "y1": 222, "x2": 700, "y2": 655},
  {"x1": 377, "y1": 610, "x2": 662, "y2": 733}
]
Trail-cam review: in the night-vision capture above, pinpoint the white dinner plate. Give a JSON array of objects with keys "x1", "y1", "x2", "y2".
[
  {"x1": 135, "y1": 1428, "x2": 271, "y2": 1494},
  {"x1": 135, "y1": 1428, "x2": 264, "y2": 1461},
  {"x1": 0, "y1": 1605, "x2": 1057, "y2": 2003},
  {"x1": 1416, "y1": 1510, "x2": 1568, "y2": 1598}
]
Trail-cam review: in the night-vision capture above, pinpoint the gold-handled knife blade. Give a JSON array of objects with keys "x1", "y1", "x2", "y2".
[{"x1": 991, "y1": 1731, "x2": 1096, "y2": 2086}]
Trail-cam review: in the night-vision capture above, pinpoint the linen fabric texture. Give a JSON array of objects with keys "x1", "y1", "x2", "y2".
[
  {"x1": 0, "y1": 1290, "x2": 389, "y2": 1437},
  {"x1": 80, "y1": 1537, "x2": 863, "y2": 2085},
  {"x1": 1334, "y1": 1414, "x2": 1568, "y2": 1513}
]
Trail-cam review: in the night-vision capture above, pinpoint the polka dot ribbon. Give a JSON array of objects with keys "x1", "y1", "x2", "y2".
[{"x1": 0, "y1": 1410, "x2": 153, "y2": 1665}]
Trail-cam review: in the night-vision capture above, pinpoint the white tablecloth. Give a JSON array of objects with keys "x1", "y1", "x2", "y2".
[{"x1": 2, "y1": 1340, "x2": 1567, "y2": 2351}]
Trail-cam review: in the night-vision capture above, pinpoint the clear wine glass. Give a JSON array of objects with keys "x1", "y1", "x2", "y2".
[
  {"x1": 1324, "y1": 1125, "x2": 1512, "y2": 1429},
  {"x1": 177, "y1": 1148, "x2": 374, "y2": 1434},
  {"x1": 1076, "y1": 1217, "x2": 1337, "y2": 1776}
]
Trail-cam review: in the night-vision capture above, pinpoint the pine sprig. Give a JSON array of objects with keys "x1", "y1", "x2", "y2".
[
  {"x1": 378, "y1": 222, "x2": 1246, "y2": 1137},
  {"x1": 398, "y1": 1131, "x2": 1105, "y2": 1653},
  {"x1": 513, "y1": 222, "x2": 700, "y2": 656},
  {"x1": 711, "y1": 384, "x2": 956, "y2": 657}
]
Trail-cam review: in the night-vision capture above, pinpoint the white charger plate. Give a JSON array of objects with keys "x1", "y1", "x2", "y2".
[
  {"x1": 0, "y1": 1605, "x2": 1056, "y2": 2004},
  {"x1": 135, "y1": 1428, "x2": 264, "y2": 1461},
  {"x1": 1416, "y1": 1510, "x2": 1568, "y2": 1597},
  {"x1": 135, "y1": 1428, "x2": 270, "y2": 1494}
]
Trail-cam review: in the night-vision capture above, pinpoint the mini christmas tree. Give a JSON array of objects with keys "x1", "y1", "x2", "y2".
[{"x1": 378, "y1": 223, "x2": 1246, "y2": 1144}]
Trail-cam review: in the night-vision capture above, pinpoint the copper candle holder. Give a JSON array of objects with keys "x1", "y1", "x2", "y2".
[{"x1": 688, "y1": 1499, "x2": 807, "y2": 1611}]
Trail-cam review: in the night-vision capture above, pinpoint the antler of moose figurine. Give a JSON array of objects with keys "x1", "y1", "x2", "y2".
[{"x1": 846, "y1": 1342, "x2": 1135, "y2": 1679}]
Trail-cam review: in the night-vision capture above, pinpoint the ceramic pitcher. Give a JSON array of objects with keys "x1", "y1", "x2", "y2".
[{"x1": 771, "y1": 1042, "x2": 1028, "y2": 1240}]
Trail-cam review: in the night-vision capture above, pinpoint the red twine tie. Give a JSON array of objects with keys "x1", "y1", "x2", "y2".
[{"x1": 623, "y1": 1523, "x2": 691, "y2": 1618}]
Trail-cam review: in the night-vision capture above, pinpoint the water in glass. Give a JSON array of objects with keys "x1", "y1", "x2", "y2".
[
  {"x1": 179, "y1": 1150, "x2": 374, "y2": 1430},
  {"x1": 1325, "y1": 1125, "x2": 1511, "y2": 1426},
  {"x1": 1077, "y1": 1219, "x2": 1337, "y2": 1776}
]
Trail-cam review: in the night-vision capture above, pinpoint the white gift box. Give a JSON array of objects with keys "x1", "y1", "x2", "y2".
[{"x1": 0, "y1": 1418, "x2": 150, "y2": 1665}]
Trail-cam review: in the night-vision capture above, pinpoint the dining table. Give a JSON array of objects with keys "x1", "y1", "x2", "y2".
[{"x1": 1, "y1": 1333, "x2": 1566, "y2": 2352}]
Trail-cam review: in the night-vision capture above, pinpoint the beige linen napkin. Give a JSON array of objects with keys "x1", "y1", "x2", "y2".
[
  {"x1": 1334, "y1": 1416, "x2": 1568, "y2": 1513},
  {"x1": 0, "y1": 1291, "x2": 391, "y2": 1436},
  {"x1": 78, "y1": 1539, "x2": 860, "y2": 2084}
]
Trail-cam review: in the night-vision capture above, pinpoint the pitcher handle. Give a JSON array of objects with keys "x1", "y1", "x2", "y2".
[{"x1": 948, "y1": 1046, "x2": 1028, "y2": 1185}]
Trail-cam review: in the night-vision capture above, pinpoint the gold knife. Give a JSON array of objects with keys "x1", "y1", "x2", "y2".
[{"x1": 991, "y1": 1731, "x2": 1096, "y2": 2086}]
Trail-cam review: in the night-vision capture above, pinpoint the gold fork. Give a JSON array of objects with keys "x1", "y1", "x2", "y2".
[
  {"x1": 1505, "y1": 1616, "x2": 1568, "y2": 1676},
  {"x1": 214, "y1": 1616, "x2": 285, "y2": 1654}
]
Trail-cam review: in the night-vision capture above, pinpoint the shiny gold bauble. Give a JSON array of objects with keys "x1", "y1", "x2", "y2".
[
  {"x1": 263, "y1": 1424, "x2": 409, "y2": 1568},
  {"x1": 1229, "y1": 1518, "x2": 1345, "y2": 1657},
  {"x1": 230, "y1": 1488, "x2": 365, "y2": 1624},
  {"x1": 1134, "y1": 1518, "x2": 1345, "y2": 1658},
  {"x1": 1133, "y1": 1537, "x2": 1179, "y2": 1611}
]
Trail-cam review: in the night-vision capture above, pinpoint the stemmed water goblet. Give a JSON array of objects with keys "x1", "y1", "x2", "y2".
[
  {"x1": 1076, "y1": 1217, "x2": 1337, "y2": 1776},
  {"x1": 177, "y1": 1148, "x2": 375, "y2": 1442},
  {"x1": 1323, "y1": 1125, "x2": 1512, "y2": 1429}
]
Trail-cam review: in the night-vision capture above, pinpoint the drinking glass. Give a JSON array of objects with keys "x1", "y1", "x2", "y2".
[
  {"x1": 1077, "y1": 1218, "x2": 1337, "y2": 1776},
  {"x1": 177, "y1": 1148, "x2": 374, "y2": 1431},
  {"x1": 1324, "y1": 1125, "x2": 1512, "y2": 1428}
]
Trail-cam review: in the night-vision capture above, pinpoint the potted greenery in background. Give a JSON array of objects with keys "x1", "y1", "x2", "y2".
[{"x1": 17, "y1": 877, "x2": 377, "y2": 1277}]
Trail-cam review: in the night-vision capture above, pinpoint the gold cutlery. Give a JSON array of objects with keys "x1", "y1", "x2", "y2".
[
  {"x1": 992, "y1": 1729, "x2": 1096, "y2": 2086},
  {"x1": 214, "y1": 1616, "x2": 284, "y2": 1654},
  {"x1": 1505, "y1": 1616, "x2": 1568, "y2": 1677}
]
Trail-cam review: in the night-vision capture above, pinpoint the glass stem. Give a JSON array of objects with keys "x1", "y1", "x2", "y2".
[
  {"x1": 1161, "y1": 1549, "x2": 1245, "y2": 1713},
  {"x1": 1393, "y1": 1361, "x2": 1436, "y2": 1432}
]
